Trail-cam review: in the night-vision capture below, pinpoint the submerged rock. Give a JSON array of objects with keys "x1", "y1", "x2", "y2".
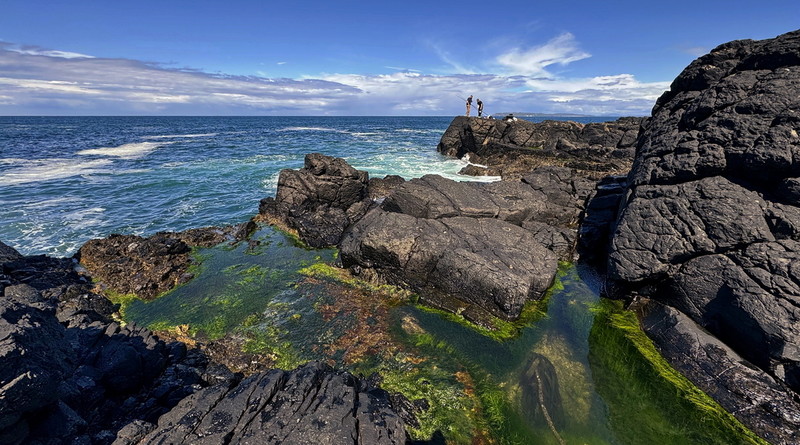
[
  {"x1": 520, "y1": 353, "x2": 565, "y2": 439},
  {"x1": 607, "y1": 29, "x2": 800, "y2": 440}
]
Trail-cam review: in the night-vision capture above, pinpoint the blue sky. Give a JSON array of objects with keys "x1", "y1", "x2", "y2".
[{"x1": 0, "y1": 0, "x2": 797, "y2": 116}]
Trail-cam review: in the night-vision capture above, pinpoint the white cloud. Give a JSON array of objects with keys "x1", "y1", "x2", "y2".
[
  {"x1": 4, "y1": 43, "x2": 95, "y2": 59},
  {"x1": 0, "y1": 41, "x2": 669, "y2": 116},
  {"x1": 495, "y1": 32, "x2": 590, "y2": 77}
]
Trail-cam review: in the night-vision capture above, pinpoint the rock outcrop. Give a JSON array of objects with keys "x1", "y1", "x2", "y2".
[
  {"x1": 339, "y1": 166, "x2": 598, "y2": 322},
  {"x1": 437, "y1": 116, "x2": 644, "y2": 179},
  {"x1": 127, "y1": 361, "x2": 407, "y2": 445},
  {"x1": 77, "y1": 225, "x2": 252, "y2": 300},
  {"x1": 0, "y1": 242, "x2": 222, "y2": 445},
  {"x1": 258, "y1": 153, "x2": 372, "y2": 248},
  {"x1": 607, "y1": 30, "x2": 800, "y2": 440},
  {"x1": 636, "y1": 298, "x2": 800, "y2": 445}
]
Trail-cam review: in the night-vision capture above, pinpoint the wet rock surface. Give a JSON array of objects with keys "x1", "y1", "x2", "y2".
[
  {"x1": 128, "y1": 361, "x2": 407, "y2": 445},
  {"x1": 637, "y1": 299, "x2": 800, "y2": 445},
  {"x1": 437, "y1": 116, "x2": 643, "y2": 179},
  {"x1": 77, "y1": 224, "x2": 253, "y2": 300},
  {"x1": 607, "y1": 29, "x2": 800, "y2": 440}
]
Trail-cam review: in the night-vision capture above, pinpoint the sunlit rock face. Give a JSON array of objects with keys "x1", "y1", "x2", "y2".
[{"x1": 608, "y1": 29, "x2": 800, "y2": 441}]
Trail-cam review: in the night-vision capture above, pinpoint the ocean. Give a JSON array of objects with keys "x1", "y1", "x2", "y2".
[{"x1": 0, "y1": 115, "x2": 614, "y2": 256}]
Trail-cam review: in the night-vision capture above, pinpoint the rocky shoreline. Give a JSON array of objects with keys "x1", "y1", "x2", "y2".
[{"x1": 3, "y1": 29, "x2": 800, "y2": 445}]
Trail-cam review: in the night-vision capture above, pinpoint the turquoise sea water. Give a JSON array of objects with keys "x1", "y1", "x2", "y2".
[{"x1": 0, "y1": 115, "x2": 615, "y2": 256}]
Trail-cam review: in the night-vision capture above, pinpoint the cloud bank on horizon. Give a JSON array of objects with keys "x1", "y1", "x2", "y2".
[{"x1": 0, "y1": 33, "x2": 670, "y2": 116}]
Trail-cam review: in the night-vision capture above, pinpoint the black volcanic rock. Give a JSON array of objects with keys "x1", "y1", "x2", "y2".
[
  {"x1": 607, "y1": 29, "x2": 800, "y2": 440},
  {"x1": 637, "y1": 299, "x2": 800, "y2": 445},
  {"x1": 332, "y1": 160, "x2": 605, "y2": 321},
  {"x1": 0, "y1": 248, "x2": 216, "y2": 445},
  {"x1": 130, "y1": 361, "x2": 407, "y2": 445},
  {"x1": 436, "y1": 116, "x2": 644, "y2": 179},
  {"x1": 258, "y1": 152, "x2": 371, "y2": 247},
  {"x1": 1, "y1": 243, "x2": 413, "y2": 445},
  {"x1": 341, "y1": 210, "x2": 557, "y2": 321},
  {"x1": 0, "y1": 292, "x2": 72, "y2": 439}
]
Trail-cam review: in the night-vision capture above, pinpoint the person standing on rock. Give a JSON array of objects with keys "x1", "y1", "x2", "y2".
[
  {"x1": 477, "y1": 98, "x2": 484, "y2": 117},
  {"x1": 466, "y1": 95, "x2": 473, "y2": 116}
]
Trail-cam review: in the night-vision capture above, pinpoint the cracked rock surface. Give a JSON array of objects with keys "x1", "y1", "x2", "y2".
[
  {"x1": 128, "y1": 361, "x2": 406, "y2": 445},
  {"x1": 340, "y1": 166, "x2": 597, "y2": 322},
  {"x1": 608, "y1": 29, "x2": 800, "y2": 441}
]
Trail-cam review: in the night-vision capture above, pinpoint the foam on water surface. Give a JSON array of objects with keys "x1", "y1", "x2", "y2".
[
  {"x1": 76, "y1": 141, "x2": 172, "y2": 159},
  {"x1": 0, "y1": 158, "x2": 114, "y2": 186}
]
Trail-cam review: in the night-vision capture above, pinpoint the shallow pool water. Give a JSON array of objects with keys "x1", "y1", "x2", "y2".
[{"x1": 119, "y1": 226, "x2": 763, "y2": 445}]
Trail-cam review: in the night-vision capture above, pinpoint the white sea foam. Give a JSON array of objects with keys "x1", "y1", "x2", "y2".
[
  {"x1": 0, "y1": 158, "x2": 113, "y2": 186},
  {"x1": 21, "y1": 196, "x2": 82, "y2": 208},
  {"x1": 144, "y1": 133, "x2": 217, "y2": 139},
  {"x1": 395, "y1": 128, "x2": 443, "y2": 134},
  {"x1": 0, "y1": 158, "x2": 31, "y2": 165},
  {"x1": 277, "y1": 127, "x2": 349, "y2": 133},
  {"x1": 77, "y1": 141, "x2": 172, "y2": 159},
  {"x1": 64, "y1": 207, "x2": 107, "y2": 229}
]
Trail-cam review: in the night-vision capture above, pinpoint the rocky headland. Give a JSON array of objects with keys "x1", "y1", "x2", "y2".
[
  {"x1": 437, "y1": 115, "x2": 644, "y2": 179},
  {"x1": 4, "y1": 29, "x2": 800, "y2": 445}
]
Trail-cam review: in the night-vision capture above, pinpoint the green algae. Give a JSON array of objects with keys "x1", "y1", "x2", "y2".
[
  {"x1": 103, "y1": 289, "x2": 138, "y2": 321},
  {"x1": 113, "y1": 226, "x2": 769, "y2": 445},
  {"x1": 120, "y1": 225, "x2": 335, "y2": 340},
  {"x1": 588, "y1": 299, "x2": 769, "y2": 445}
]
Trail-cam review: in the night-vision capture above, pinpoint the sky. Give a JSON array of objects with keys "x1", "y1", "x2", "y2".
[{"x1": 0, "y1": 0, "x2": 798, "y2": 116}]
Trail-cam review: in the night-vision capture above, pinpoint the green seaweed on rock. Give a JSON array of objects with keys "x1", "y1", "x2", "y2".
[{"x1": 588, "y1": 299, "x2": 769, "y2": 445}]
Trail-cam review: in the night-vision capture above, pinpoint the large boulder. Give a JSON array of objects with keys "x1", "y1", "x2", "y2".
[
  {"x1": 341, "y1": 210, "x2": 557, "y2": 321},
  {"x1": 437, "y1": 116, "x2": 644, "y2": 179},
  {"x1": 258, "y1": 153, "x2": 370, "y2": 248},
  {"x1": 607, "y1": 29, "x2": 800, "y2": 434},
  {"x1": 129, "y1": 361, "x2": 407, "y2": 445},
  {"x1": 336, "y1": 162, "x2": 602, "y2": 322}
]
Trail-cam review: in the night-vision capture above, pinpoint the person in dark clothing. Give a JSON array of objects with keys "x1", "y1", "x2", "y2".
[
  {"x1": 476, "y1": 99, "x2": 484, "y2": 117},
  {"x1": 466, "y1": 95, "x2": 473, "y2": 116}
]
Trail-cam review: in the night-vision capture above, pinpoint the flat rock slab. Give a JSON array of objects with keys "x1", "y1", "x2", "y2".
[{"x1": 131, "y1": 361, "x2": 406, "y2": 445}]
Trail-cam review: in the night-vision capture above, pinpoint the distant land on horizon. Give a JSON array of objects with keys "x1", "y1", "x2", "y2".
[{"x1": 491, "y1": 112, "x2": 631, "y2": 118}]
